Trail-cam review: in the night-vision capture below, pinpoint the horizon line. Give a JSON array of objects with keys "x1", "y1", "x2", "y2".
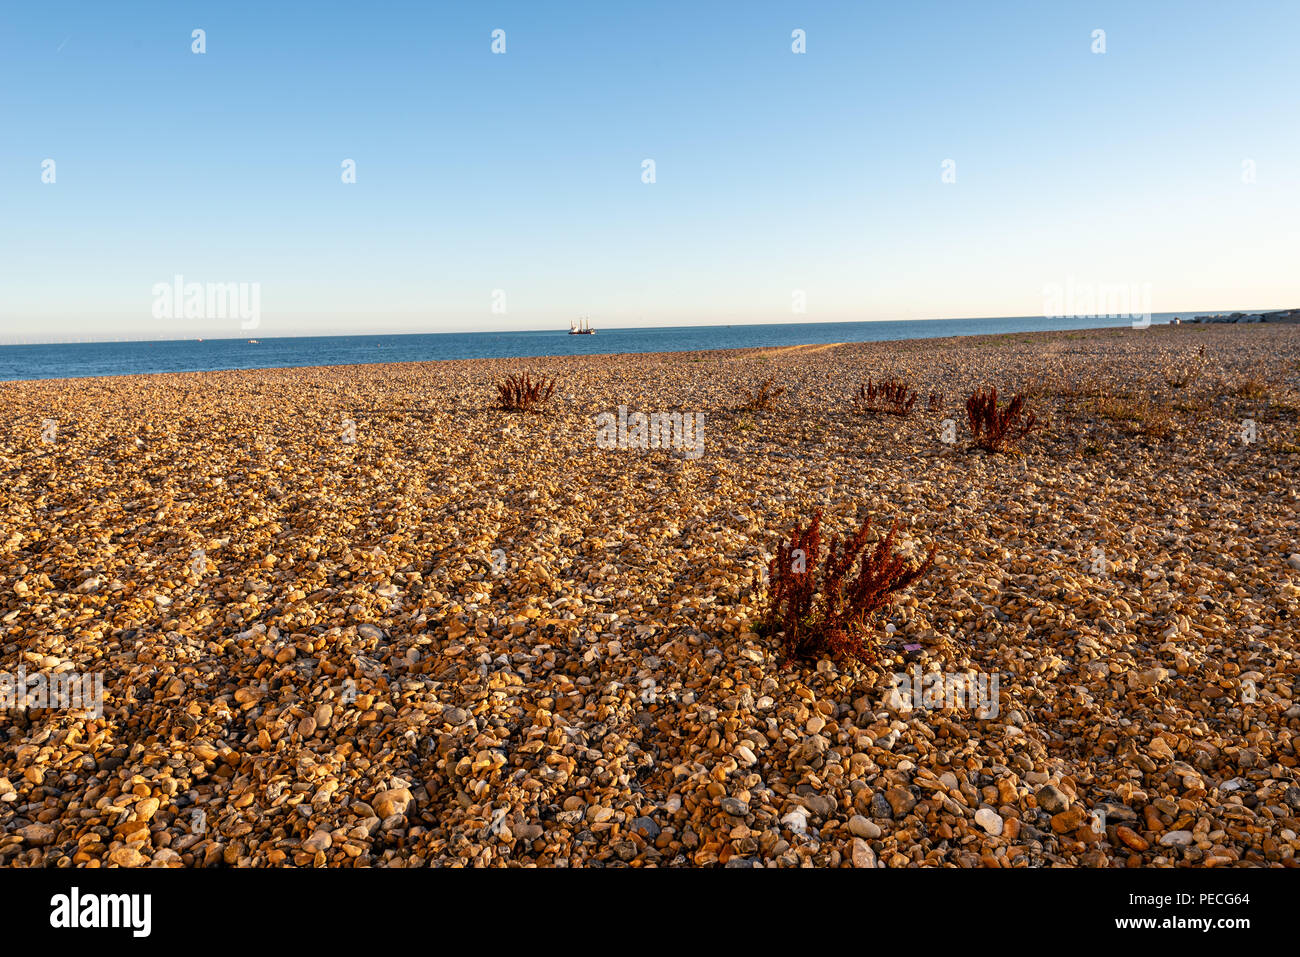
[{"x1": 1, "y1": 307, "x2": 1285, "y2": 347}]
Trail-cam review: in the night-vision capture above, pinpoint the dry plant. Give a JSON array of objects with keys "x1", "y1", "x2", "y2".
[
  {"x1": 966, "y1": 387, "x2": 1039, "y2": 452},
  {"x1": 1232, "y1": 376, "x2": 1270, "y2": 400},
  {"x1": 1162, "y1": 346, "x2": 1207, "y2": 389},
  {"x1": 760, "y1": 509, "x2": 937, "y2": 665},
  {"x1": 738, "y1": 378, "x2": 785, "y2": 411},
  {"x1": 1090, "y1": 392, "x2": 1177, "y2": 440},
  {"x1": 496, "y1": 373, "x2": 557, "y2": 411},
  {"x1": 853, "y1": 377, "x2": 918, "y2": 416},
  {"x1": 1022, "y1": 368, "x2": 1111, "y2": 399},
  {"x1": 1018, "y1": 373, "x2": 1051, "y2": 399},
  {"x1": 1169, "y1": 390, "x2": 1213, "y2": 419}
]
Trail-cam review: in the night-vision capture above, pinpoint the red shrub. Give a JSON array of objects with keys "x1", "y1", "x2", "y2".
[
  {"x1": 854, "y1": 377, "x2": 918, "y2": 416},
  {"x1": 761, "y1": 510, "x2": 937, "y2": 665},
  {"x1": 739, "y1": 378, "x2": 786, "y2": 411},
  {"x1": 966, "y1": 386, "x2": 1038, "y2": 452},
  {"x1": 497, "y1": 373, "x2": 557, "y2": 411}
]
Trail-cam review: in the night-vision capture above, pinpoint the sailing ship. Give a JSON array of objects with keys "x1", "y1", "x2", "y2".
[{"x1": 568, "y1": 316, "x2": 595, "y2": 335}]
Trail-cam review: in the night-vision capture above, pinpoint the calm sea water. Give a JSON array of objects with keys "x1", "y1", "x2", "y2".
[{"x1": 0, "y1": 315, "x2": 1190, "y2": 382}]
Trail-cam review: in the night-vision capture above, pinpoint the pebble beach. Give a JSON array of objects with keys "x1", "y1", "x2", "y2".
[{"x1": 2, "y1": 322, "x2": 1298, "y2": 868}]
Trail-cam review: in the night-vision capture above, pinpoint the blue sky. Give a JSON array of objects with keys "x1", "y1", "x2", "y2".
[{"x1": 2, "y1": 0, "x2": 1298, "y2": 341}]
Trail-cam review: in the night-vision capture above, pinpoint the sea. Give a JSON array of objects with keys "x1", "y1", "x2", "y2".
[{"x1": 0, "y1": 314, "x2": 1197, "y2": 382}]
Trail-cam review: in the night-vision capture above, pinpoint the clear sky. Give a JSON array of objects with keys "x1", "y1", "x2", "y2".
[{"x1": 2, "y1": 0, "x2": 1298, "y2": 341}]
